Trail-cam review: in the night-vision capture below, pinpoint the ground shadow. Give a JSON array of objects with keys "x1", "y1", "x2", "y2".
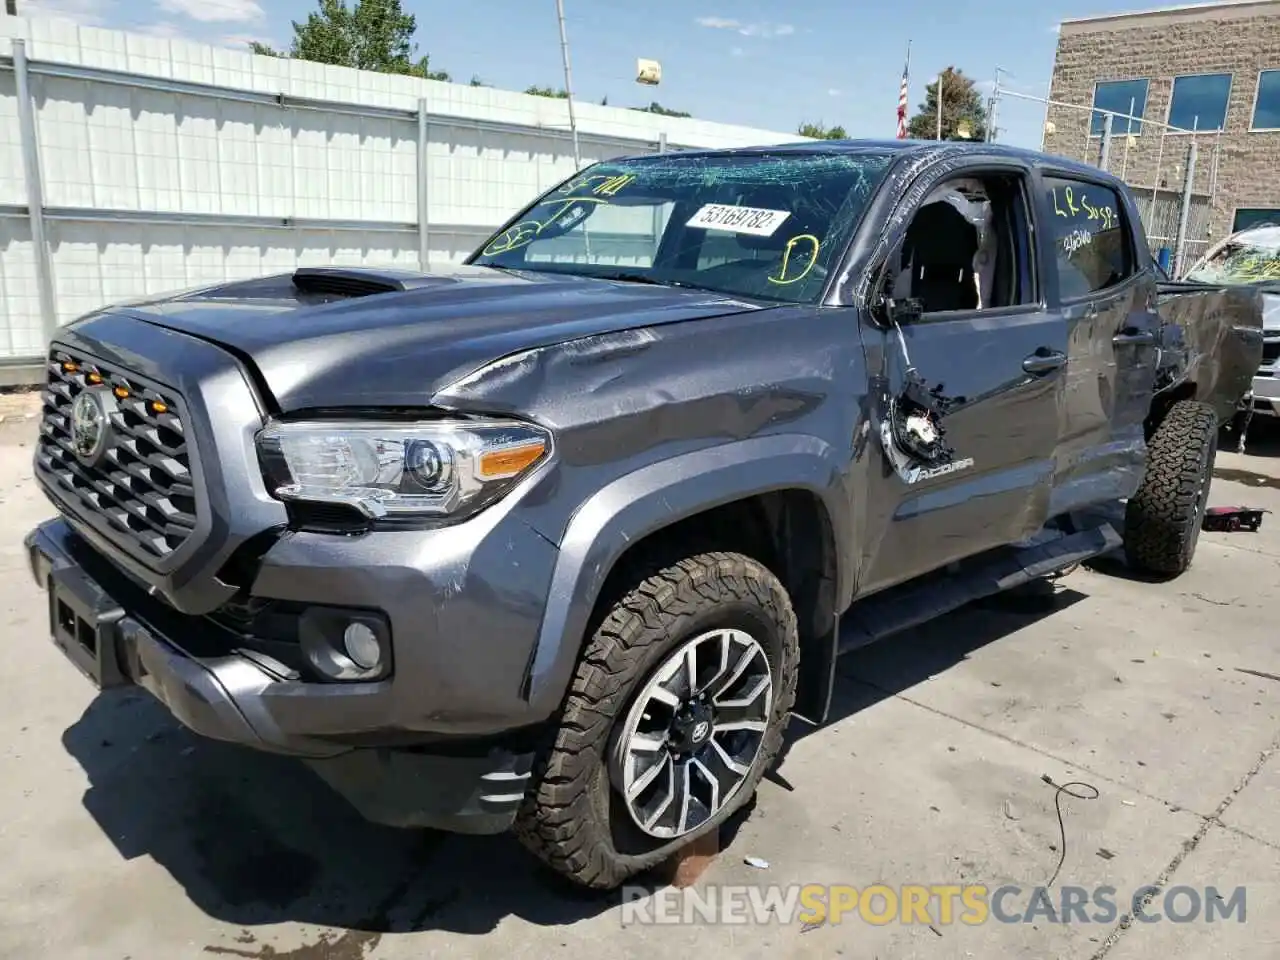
[
  {"x1": 769, "y1": 580, "x2": 1090, "y2": 784},
  {"x1": 62, "y1": 691, "x2": 609, "y2": 940},
  {"x1": 60, "y1": 686, "x2": 759, "y2": 944}
]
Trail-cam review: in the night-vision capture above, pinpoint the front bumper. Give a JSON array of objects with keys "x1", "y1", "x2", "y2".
[{"x1": 25, "y1": 517, "x2": 534, "y2": 834}]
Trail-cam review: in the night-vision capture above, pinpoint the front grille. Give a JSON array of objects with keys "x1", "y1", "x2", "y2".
[{"x1": 36, "y1": 347, "x2": 199, "y2": 563}]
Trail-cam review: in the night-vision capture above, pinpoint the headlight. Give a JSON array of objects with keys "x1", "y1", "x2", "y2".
[{"x1": 256, "y1": 418, "x2": 552, "y2": 520}]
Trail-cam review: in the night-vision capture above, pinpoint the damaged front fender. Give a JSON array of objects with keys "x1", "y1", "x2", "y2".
[
  {"x1": 517, "y1": 432, "x2": 849, "y2": 719},
  {"x1": 427, "y1": 303, "x2": 873, "y2": 722}
]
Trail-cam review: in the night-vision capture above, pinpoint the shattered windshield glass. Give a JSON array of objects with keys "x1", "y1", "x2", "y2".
[
  {"x1": 468, "y1": 150, "x2": 896, "y2": 304},
  {"x1": 1184, "y1": 229, "x2": 1280, "y2": 284}
]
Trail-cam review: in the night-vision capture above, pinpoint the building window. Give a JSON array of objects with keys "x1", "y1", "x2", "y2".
[
  {"x1": 1233, "y1": 208, "x2": 1280, "y2": 232},
  {"x1": 1090, "y1": 79, "x2": 1149, "y2": 135},
  {"x1": 1251, "y1": 70, "x2": 1280, "y2": 130},
  {"x1": 1167, "y1": 73, "x2": 1232, "y2": 132}
]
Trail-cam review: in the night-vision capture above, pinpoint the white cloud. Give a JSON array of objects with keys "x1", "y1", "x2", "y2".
[
  {"x1": 741, "y1": 22, "x2": 794, "y2": 38},
  {"x1": 137, "y1": 22, "x2": 267, "y2": 50},
  {"x1": 17, "y1": 0, "x2": 111, "y2": 26},
  {"x1": 695, "y1": 16, "x2": 795, "y2": 39},
  {"x1": 139, "y1": 21, "x2": 187, "y2": 39},
  {"x1": 155, "y1": 0, "x2": 264, "y2": 23},
  {"x1": 221, "y1": 32, "x2": 274, "y2": 50}
]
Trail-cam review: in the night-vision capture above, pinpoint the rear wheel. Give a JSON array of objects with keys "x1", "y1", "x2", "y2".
[
  {"x1": 513, "y1": 551, "x2": 798, "y2": 890},
  {"x1": 1123, "y1": 399, "x2": 1218, "y2": 576}
]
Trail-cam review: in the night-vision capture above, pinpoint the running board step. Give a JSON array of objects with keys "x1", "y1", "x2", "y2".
[{"x1": 837, "y1": 523, "x2": 1121, "y2": 654}]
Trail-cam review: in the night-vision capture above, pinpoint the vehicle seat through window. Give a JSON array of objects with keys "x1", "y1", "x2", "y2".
[{"x1": 901, "y1": 201, "x2": 980, "y2": 312}]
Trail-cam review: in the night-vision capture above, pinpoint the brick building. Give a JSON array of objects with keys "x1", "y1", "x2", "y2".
[{"x1": 1045, "y1": 0, "x2": 1280, "y2": 264}]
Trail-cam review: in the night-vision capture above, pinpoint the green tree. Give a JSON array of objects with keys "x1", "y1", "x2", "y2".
[
  {"x1": 632, "y1": 101, "x2": 691, "y2": 118},
  {"x1": 247, "y1": 0, "x2": 450, "y2": 81},
  {"x1": 525, "y1": 85, "x2": 569, "y2": 98},
  {"x1": 905, "y1": 66, "x2": 988, "y2": 141},
  {"x1": 798, "y1": 121, "x2": 848, "y2": 140}
]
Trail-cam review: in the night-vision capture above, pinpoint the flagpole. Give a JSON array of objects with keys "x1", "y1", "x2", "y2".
[
  {"x1": 898, "y1": 39, "x2": 912, "y2": 138},
  {"x1": 936, "y1": 69, "x2": 944, "y2": 140}
]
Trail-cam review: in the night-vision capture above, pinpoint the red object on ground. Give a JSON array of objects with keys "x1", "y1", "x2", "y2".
[{"x1": 1202, "y1": 506, "x2": 1269, "y2": 532}]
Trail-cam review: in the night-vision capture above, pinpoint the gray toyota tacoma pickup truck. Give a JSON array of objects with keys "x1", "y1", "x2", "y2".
[{"x1": 25, "y1": 140, "x2": 1263, "y2": 890}]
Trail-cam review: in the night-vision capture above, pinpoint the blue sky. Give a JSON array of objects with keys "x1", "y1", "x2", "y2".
[{"x1": 19, "y1": 0, "x2": 1187, "y2": 149}]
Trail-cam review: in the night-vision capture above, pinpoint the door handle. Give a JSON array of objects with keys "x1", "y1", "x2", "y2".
[
  {"x1": 1113, "y1": 329, "x2": 1156, "y2": 346},
  {"x1": 1022, "y1": 349, "x2": 1067, "y2": 375}
]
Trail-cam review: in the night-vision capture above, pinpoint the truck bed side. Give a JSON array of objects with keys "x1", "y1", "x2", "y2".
[{"x1": 1154, "y1": 279, "x2": 1265, "y2": 424}]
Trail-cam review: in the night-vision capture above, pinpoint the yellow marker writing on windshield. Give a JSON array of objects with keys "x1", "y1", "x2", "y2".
[
  {"x1": 482, "y1": 221, "x2": 540, "y2": 256},
  {"x1": 532, "y1": 196, "x2": 606, "y2": 218},
  {"x1": 593, "y1": 173, "x2": 635, "y2": 196},
  {"x1": 767, "y1": 234, "x2": 821, "y2": 285},
  {"x1": 556, "y1": 172, "x2": 635, "y2": 197}
]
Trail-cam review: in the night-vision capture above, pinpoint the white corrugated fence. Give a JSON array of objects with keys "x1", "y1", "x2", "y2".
[{"x1": 0, "y1": 14, "x2": 806, "y2": 378}]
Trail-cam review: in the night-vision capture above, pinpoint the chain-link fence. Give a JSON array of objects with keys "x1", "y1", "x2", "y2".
[{"x1": 991, "y1": 87, "x2": 1224, "y2": 276}]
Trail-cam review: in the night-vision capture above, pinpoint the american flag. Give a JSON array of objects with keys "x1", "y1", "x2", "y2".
[{"x1": 897, "y1": 42, "x2": 911, "y2": 139}]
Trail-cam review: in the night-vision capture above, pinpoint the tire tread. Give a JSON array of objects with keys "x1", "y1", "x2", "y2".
[
  {"x1": 513, "y1": 550, "x2": 798, "y2": 889},
  {"x1": 1124, "y1": 399, "x2": 1218, "y2": 576}
]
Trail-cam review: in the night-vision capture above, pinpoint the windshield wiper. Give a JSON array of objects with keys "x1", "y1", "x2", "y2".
[{"x1": 593, "y1": 271, "x2": 718, "y2": 292}]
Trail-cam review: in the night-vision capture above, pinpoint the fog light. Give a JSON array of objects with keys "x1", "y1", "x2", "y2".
[
  {"x1": 297, "y1": 606, "x2": 392, "y2": 682},
  {"x1": 343, "y1": 621, "x2": 381, "y2": 670}
]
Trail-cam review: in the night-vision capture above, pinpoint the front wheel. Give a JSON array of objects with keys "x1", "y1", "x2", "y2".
[
  {"x1": 513, "y1": 551, "x2": 799, "y2": 890},
  {"x1": 1123, "y1": 399, "x2": 1218, "y2": 577}
]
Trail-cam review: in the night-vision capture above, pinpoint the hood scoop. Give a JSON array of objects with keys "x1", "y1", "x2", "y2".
[{"x1": 291, "y1": 266, "x2": 446, "y2": 298}]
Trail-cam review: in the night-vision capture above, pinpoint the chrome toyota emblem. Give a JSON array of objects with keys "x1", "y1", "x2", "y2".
[
  {"x1": 691, "y1": 720, "x2": 711, "y2": 743},
  {"x1": 70, "y1": 389, "x2": 108, "y2": 462}
]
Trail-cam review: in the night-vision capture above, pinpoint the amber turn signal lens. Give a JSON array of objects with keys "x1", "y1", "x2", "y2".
[
  {"x1": 478, "y1": 441, "x2": 547, "y2": 479},
  {"x1": 113, "y1": 386, "x2": 129, "y2": 399},
  {"x1": 151, "y1": 400, "x2": 168, "y2": 415}
]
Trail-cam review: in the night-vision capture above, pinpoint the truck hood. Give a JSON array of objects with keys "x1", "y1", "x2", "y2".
[{"x1": 95, "y1": 267, "x2": 768, "y2": 411}]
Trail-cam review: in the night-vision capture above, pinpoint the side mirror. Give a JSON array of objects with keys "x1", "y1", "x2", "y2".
[{"x1": 885, "y1": 296, "x2": 924, "y2": 324}]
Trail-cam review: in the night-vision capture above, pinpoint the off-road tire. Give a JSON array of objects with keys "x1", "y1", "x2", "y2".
[
  {"x1": 1123, "y1": 399, "x2": 1218, "y2": 577},
  {"x1": 513, "y1": 551, "x2": 799, "y2": 890}
]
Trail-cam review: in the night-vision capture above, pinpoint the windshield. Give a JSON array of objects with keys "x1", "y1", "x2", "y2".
[
  {"x1": 1184, "y1": 232, "x2": 1280, "y2": 284},
  {"x1": 467, "y1": 150, "x2": 896, "y2": 304}
]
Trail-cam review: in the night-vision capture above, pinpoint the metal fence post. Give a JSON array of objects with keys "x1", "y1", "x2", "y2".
[
  {"x1": 657, "y1": 131, "x2": 667, "y2": 153},
  {"x1": 416, "y1": 97, "x2": 430, "y2": 270},
  {"x1": 13, "y1": 38, "x2": 58, "y2": 346},
  {"x1": 1173, "y1": 138, "x2": 1199, "y2": 278},
  {"x1": 1098, "y1": 112, "x2": 1113, "y2": 170}
]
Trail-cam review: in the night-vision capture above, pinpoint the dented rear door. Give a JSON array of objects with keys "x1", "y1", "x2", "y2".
[{"x1": 1038, "y1": 172, "x2": 1159, "y2": 514}]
